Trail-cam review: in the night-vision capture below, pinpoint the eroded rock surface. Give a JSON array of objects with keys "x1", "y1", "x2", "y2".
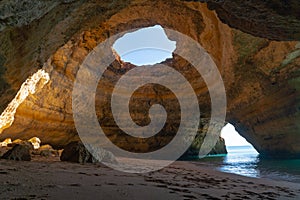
[
  {"x1": 188, "y1": 0, "x2": 300, "y2": 41},
  {"x1": 0, "y1": 0, "x2": 299, "y2": 158}
]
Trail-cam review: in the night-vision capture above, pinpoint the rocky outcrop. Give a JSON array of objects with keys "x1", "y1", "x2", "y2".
[
  {"x1": 188, "y1": 0, "x2": 300, "y2": 41},
  {"x1": 0, "y1": 0, "x2": 299, "y2": 158},
  {"x1": 209, "y1": 137, "x2": 227, "y2": 155},
  {"x1": 182, "y1": 137, "x2": 227, "y2": 159},
  {"x1": 226, "y1": 32, "x2": 300, "y2": 158}
]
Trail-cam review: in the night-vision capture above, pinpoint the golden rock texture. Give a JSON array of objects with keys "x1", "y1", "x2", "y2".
[{"x1": 0, "y1": 0, "x2": 299, "y2": 157}]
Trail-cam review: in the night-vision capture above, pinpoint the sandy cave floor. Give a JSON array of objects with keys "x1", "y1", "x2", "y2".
[{"x1": 0, "y1": 156, "x2": 300, "y2": 200}]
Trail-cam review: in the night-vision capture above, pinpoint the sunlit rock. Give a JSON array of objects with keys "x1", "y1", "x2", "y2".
[
  {"x1": 37, "y1": 144, "x2": 58, "y2": 157},
  {"x1": 28, "y1": 137, "x2": 41, "y2": 150},
  {"x1": 0, "y1": 138, "x2": 12, "y2": 147},
  {"x1": 0, "y1": 70, "x2": 50, "y2": 134}
]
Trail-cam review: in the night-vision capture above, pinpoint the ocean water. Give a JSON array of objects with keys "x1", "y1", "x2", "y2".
[{"x1": 195, "y1": 146, "x2": 300, "y2": 183}]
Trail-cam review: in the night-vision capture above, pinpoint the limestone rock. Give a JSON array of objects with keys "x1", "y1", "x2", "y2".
[
  {"x1": 1, "y1": 144, "x2": 31, "y2": 161},
  {"x1": 208, "y1": 137, "x2": 227, "y2": 155},
  {"x1": 0, "y1": 0, "x2": 299, "y2": 158},
  {"x1": 181, "y1": 136, "x2": 227, "y2": 159},
  {"x1": 8, "y1": 139, "x2": 23, "y2": 147},
  {"x1": 8, "y1": 139, "x2": 33, "y2": 149},
  {"x1": 197, "y1": 0, "x2": 300, "y2": 40},
  {"x1": 60, "y1": 141, "x2": 93, "y2": 164},
  {"x1": 0, "y1": 138, "x2": 12, "y2": 147},
  {"x1": 0, "y1": 146, "x2": 10, "y2": 157},
  {"x1": 28, "y1": 137, "x2": 41, "y2": 150},
  {"x1": 60, "y1": 141, "x2": 117, "y2": 164},
  {"x1": 32, "y1": 144, "x2": 58, "y2": 157}
]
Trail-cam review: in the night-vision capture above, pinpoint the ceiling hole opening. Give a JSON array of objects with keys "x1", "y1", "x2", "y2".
[{"x1": 112, "y1": 25, "x2": 176, "y2": 66}]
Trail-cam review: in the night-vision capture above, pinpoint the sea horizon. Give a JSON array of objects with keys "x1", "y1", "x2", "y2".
[{"x1": 195, "y1": 145, "x2": 300, "y2": 183}]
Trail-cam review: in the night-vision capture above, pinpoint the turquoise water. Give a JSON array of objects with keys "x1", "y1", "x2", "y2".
[{"x1": 195, "y1": 146, "x2": 300, "y2": 183}]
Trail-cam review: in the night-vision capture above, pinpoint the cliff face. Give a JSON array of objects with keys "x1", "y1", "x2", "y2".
[
  {"x1": 0, "y1": 0, "x2": 299, "y2": 158},
  {"x1": 199, "y1": 0, "x2": 300, "y2": 41}
]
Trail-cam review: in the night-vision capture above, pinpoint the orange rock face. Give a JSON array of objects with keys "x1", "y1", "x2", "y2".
[{"x1": 0, "y1": 0, "x2": 299, "y2": 157}]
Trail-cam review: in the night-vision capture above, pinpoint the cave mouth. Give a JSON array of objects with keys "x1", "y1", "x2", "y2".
[
  {"x1": 221, "y1": 123, "x2": 258, "y2": 154},
  {"x1": 219, "y1": 123, "x2": 260, "y2": 177},
  {"x1": 112, "y1": 25, "x2": 176, "y2": 66}
]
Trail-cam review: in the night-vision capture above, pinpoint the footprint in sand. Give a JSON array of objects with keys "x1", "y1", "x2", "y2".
[
  {"x1": 182, "y1": 194, "x2": 197, "y2": 199},
  {"x1": 69, "y1": 183, "x2": 81, "y2": 187},
  {"x1": 200, "y1": 193, "x2": 221, "y2": 200}
]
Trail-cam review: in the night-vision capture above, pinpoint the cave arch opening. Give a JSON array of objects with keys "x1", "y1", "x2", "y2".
[
  {"x1": 221, "y1": 123, "x2": 258, "y2": 154},
  {"x1": 217, "y1": 123, "x2": 260, "y2": 177},
  {"x1": 112, "y1": 25, "x2": 176, "y2": 66}
]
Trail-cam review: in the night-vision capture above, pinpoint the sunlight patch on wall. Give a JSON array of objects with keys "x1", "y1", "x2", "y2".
[{"x1": 0, "y1": 69, "x2": 50, "y2": 134}]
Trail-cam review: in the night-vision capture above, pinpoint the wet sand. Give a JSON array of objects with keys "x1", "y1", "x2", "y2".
[{"x1": 0, "y1": 156, "x2": 299, "y2": 200}]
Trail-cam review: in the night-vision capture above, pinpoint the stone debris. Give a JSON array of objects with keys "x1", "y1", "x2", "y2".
[
  {"x1": 0, "y1": 138, "x2": 115, "y2": 164},
  {"x1": 32, "y1": 144, "x2": 59, "y2": 157}
]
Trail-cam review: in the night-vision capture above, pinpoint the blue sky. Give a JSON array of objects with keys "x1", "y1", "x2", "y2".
[
  {"x1": 112, "y1": 25, "x2": 176, "y2": 65},
  {"x1": 113, "y1": 25, "x2": 252, "y2": 147}
]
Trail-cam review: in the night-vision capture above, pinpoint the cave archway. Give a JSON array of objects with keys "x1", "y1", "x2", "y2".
[
  {"x1": 0, "y1": 0, "x2": 299, "y2": 158},
  {"x1": 221, "y1": 123, "x2": 256, "y2": 148}
]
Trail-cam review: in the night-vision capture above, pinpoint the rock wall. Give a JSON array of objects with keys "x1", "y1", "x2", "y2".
[
  {"x1": 189, "y1": 0, "x2": 300, "y2": 41},
  {"x1": 227, "y1": 32, "x2": 300, "y2": 158},
  {"x1": 0, "y1": 0, "x2": 299, "y2": 158}
]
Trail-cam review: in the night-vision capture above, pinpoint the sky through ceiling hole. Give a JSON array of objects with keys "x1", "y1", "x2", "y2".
[{"x1": 112, "y1": 25, "x2": 176, "y2": 66}]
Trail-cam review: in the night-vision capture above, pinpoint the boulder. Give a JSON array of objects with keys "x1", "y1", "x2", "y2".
[
  {"x1": 60, "y1": 141, "x2": 117, "y2": 164},
  {"x1": 60, "y1": 141, "x2": 92, "y2": 164},
  {"x1": 1, "y1": 144, "x2": 31, "y2": 161}
]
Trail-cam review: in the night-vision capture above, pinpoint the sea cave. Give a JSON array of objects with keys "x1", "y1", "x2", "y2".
[{"x1": 0, "y1": 0, "x2": 300, "y2": 199}]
